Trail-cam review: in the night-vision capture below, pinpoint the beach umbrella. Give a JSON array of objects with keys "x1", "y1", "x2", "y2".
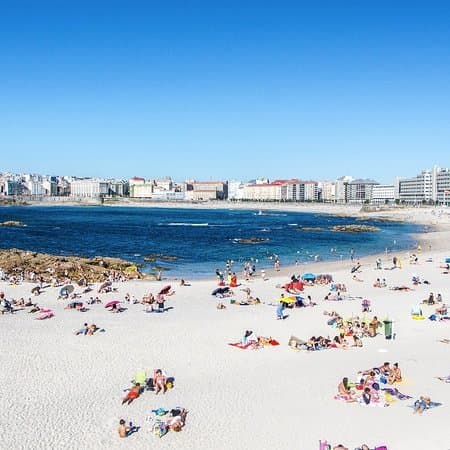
[
  {"x1": 105, "y1": 300, "x2": 120, "y2": 308},
  {"x1": 211, "y1": 287, "x2": 230, "y2": 296},
  {"x1": 99, "y1": 281, "x2": 112, "y2": 291},
  {"x1": 301, "y1": 273, "x2": 316, "y2": 281},
  {"x1": 60, "y1": 285, "x2": 74, "y2": 296},
  {"x1": 158, "y1": 285, "x2": 171, "y2": 295}
]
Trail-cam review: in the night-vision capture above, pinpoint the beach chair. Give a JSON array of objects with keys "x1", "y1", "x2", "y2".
[{"x1": 319, "y1": 440, "x2": 331, "y2": 450}]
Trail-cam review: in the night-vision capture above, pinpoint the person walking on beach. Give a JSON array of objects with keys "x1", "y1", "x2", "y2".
[{"x1": 276, "y1": 299, "x2": 285, "y2": 320}]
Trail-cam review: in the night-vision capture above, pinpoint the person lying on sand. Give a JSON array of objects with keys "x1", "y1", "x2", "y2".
[
  {"x1": 352, "y1": 275, "x2": 364, "y2": 282},
  {"x1": 216, "y1": 302, "x2": 226, "y2": 309},
  {"x1": 438, "y1": 338, "x2": 450, "y2": 344},
  {"x1": 390, "y1": 285, "x2": 412, "y2": 291},
  {"x1": 413, "y1": 396, "x2": 432, "y2": 414},
  {"x1": 166, "y1": 408, "x2": 187, "y2": 432},
  {"x1": 436, "y1": 375, "x2": 450, "y2": 383},
  {"x1": 75, "y1": 323, "x2": 89, "y2": 335},
  {"x1": 122, "y1": 384, "x2": 141, "y2": 405}
]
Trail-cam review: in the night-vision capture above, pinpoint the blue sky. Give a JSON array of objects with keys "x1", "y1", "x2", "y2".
[{"x1": 1, "y1": 1, "x2": 450, "y2": 183}]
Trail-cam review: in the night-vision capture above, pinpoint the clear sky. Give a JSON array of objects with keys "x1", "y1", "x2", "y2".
[{"x1": 1, "y1": 1, "x2": 450, "y2": 183}]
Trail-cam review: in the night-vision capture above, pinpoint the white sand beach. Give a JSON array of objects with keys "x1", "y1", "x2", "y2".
[{"x1": 1, "y1": 207, "x2": 450, "y2": 450}]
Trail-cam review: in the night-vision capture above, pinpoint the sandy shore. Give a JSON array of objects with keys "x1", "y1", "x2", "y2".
[{"x1": 1, "y1": 207, "x2": 450, "y2": 450}]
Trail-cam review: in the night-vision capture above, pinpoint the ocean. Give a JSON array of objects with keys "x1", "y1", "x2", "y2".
[{"x1": 0, "y1": 206, "x2": 422, "y2": 278}]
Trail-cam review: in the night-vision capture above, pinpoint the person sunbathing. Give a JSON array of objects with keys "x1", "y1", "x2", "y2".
[
  {"x1": 436, "y1": 375, "x2": 450, "y2": 383},
  {"x1": 166, "y1": 408, "x2": 187, "y2": 431},
  {"x1": 390, "y1": 285, "x2": 412, "y2": 291},
  {"x1": 75, "y1": 323, "x2": 89, "y2": 335},
  {"x1": 361, "y1": 387, "x2": 372, "y2": 405},
  {"x1": 388, "y1": 362, "x2": 402, "y2": 384},
  {"x1": 337, "y1": 377, "x2": 356, "y2": 402},
  {"x1": 368, "y1": 316, "x2": 380, "y2": 337},
  {"x1": 413, "y1": 396, "x2": 432, "y2": 414},
  {"x1": 87, "y1": 324, "x2": 99, "y2": 335},
  {"x1": 122, "y1": 383, "x2": 141, "y2": 405},
  {"x1": 118, "y1": 419, "x2": 138, "y2": 437},
  {"x1": 153, "y1": 369, "x2": 167, "y2": 395}
]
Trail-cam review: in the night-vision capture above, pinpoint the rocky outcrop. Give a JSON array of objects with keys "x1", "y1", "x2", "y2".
[
  {"x1": 0, "y1": 221, "x2": 26, "y2": 227},
  {"x1": 233, "y1": 237, "x2": 269, "y2": 244},
  {"x1": 330, "y1": 224, "x2": 380, "y2": 232},
  {"x1": 0, "y1": 248, "x2": 145, "y2": 282},
  {"x1": 143, "y1": 253, "x2": 179, "y2": 262}
]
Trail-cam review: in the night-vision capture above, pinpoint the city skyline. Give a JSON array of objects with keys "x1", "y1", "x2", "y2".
[{"x1": 2, "y1": 2, "x2": 450, "y2": 183}]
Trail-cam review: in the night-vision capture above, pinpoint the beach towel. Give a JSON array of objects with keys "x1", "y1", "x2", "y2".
[
  {"x1": 382, "y1": 388, "x2": 412, "y2": 400},
  {"x1": 152, "y1": 408, "x2": 168, "y2": 416},
  {"x1": 408, "y1": 402, "x2": 442, "y2": 411},
  {"x1": 153, "y1": 420, "x2": 168, "y2": 438},
  {"x1": 228, "y1": 342, "x2": 254, "y2": 349}
]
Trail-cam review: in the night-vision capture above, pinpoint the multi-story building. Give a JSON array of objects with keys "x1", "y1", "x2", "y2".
[
  {"x1": 436, "y1": 168, "x2": 450, "y2": 205},
  {"x1": 243, "y1": 181, "x2": 282, "y2": 201},
  {"x1": 228, "y1": 180, "x2": 245, "y2": 200},
  {"x1": 397, "y1": 169, "x2": 434, "y2": 203},
  {"x1": 345, "y1": 179, "x2": 379, "y2": 203},
  {"x1": 185, "y1": 181, "x2": 228, "y2": 200},
  {"x1": 318, "y1": 181, "x2": 336, "y2": 202},
  {"x1": 335, "y1": 176, "x2": 353, "y2": 203},
  {"x1": 70, "y1": 179, "x2": 110, "y2": 198},
  {"x1": 371, "y1": 185, "x2": 395, "y2": 204}
]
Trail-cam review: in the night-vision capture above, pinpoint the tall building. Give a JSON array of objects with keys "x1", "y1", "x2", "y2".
[{"x1": 397, "y1": 166, "x2": 450, "y2": 205}]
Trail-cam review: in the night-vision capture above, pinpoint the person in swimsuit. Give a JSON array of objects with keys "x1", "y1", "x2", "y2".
[
  {"x1": 122, "y1": 383, "x2": 141, "y2": 405},
  {"x1": 154, "y1": 369, "x2": 167, "y2": 395}
]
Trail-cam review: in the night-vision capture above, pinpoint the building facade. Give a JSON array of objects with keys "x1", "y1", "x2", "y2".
[{"x1": 70, "y1": 179, "x2": 110, "y2": 198}]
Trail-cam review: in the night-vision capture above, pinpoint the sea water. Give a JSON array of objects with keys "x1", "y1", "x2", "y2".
[{"x1": 0, "y1": 206, "x2": 422, "y2": 278}]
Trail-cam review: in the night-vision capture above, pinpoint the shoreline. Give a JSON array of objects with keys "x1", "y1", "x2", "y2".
[{"x1": 2, "y1": 204, "x2": 449, "y2": 282}]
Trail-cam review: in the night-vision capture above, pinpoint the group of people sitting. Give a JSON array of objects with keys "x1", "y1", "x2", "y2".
[
  {"x1": 327, "y1": 313, "x2": 382, "y2": 340},
  {"x1": 335, "y1": 362, "x2": 406, "y2": 407}
]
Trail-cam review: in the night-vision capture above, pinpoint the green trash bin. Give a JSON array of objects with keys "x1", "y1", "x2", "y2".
[{"x1": 383, "y1": 320, "x2": 393, "y2": 339}]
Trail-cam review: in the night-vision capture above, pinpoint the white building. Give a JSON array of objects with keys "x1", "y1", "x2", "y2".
[
  {"x1": 398, "y1": 166, "x2": 450, "y2": 205},
  {"x1": 70, "y1": 179, "x2": 110, "y2": 198},
  {"x1": 371, "y1": 185, "x2": 395, "y2": 204},
  {"x1": 26, "y1": 180, "x2": 46, "y2": 196},
  {"x1": 228, "y1": 180, "x2": 245, "y2": 200},
  {"x1": 318, "y1": 181, "x2": 336, "y2": 202}
]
